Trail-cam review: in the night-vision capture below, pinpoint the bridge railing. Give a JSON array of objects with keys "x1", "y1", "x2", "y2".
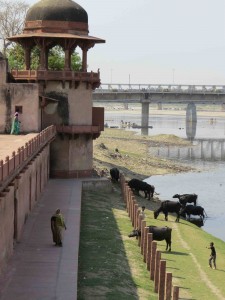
[{"x1": 95, "y1": 83, "x2": 225, "y2": 94}]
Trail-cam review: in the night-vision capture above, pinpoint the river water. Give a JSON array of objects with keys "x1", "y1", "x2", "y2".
[{"x1": 105, "y1": 109, "x2": 225, "y2": 242}]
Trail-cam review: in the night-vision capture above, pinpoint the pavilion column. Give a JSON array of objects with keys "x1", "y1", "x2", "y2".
[
  {"x1": 64, "y1": 48, "x2": 72, "y2": 71},
  {"x1": 44, "y1": 48, "x2": 49, "y2": 70},
  {"x1": 79, "y1": 41, "x2": 95, "y2": 72},
  {"x1": 39, "y1": 45, "x2": 48, "y2": 70},
  {"x1": 24, "y1": 47, "x2": 31, "y2": 70},
  {"x1": 82, "y1": 47, "x2": 88, "y2": 72}
]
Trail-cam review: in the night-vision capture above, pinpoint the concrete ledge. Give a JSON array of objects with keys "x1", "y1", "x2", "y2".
[{"x1": 82, "y1": 178, "x2": 112, "y2": 192}]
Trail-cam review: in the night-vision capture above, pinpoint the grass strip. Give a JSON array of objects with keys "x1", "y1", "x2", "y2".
[{"x1": 77, "y1": 186, "x2": 157, "y2": 300}]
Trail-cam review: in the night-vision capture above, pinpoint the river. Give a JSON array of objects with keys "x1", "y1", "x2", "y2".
[{"x1": 105, "y1": 108, "x2": 225, "y2": 242}]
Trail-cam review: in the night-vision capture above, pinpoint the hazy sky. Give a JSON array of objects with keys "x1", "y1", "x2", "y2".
[{"x1": 26, "y1": 0, "x2": 225, "y2": 85}]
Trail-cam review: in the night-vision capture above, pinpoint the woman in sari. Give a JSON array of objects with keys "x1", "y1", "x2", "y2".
[
  {"x1": 51, "y1": 209, "x2": 67, "y2": 246},
  {"x1": 10, "y1": 112, "x2": 20, "y2": 135}
]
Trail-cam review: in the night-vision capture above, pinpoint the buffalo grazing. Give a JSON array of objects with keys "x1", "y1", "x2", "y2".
[
  {"x1": 173, "y1": 193, "x2": 198, "y2": 206},
  {"x1": 110, "y1": 167, "x2": 120, "y2": 182},
  {"x1": 154, "y1": 200, "x2": 181, "y2": 222},
  {"x1": 128, "y1": 178, "x2": 155, "y2": 200},
  {"x1": 129, "y1": 225, "x2": 172, "y2": 251},
  {"x1": 180, "y1": 205, "x2": 206, "y2": 220}
]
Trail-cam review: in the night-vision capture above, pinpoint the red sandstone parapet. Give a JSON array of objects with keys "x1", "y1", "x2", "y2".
[{"x1": 0, "y1": 125, "x2": 56, "y2": 190}]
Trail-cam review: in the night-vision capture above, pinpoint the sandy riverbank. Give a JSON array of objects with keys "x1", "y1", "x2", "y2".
[
  {"x1": 105, "y1": 107, "x2": 225, "y2": 117},
  {"x1": 93, "y1": 128, "x2": 196, "y2": 181}
]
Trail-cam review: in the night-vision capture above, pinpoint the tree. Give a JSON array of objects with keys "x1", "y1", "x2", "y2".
[
  {"x1": 6, "y1": 43, "x2": 25, "y2": 69},
  {"x1": 6, "y1": 44, "x2": 82, "y2": 71},
  {"x1": 0, "y1": 0, "x2": 29, "y2": 54},
  {"x1": 48, "y1": 46, "x2": 82, "y2": 71}
]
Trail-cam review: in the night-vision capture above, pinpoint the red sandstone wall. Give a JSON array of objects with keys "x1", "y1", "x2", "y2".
[
  {"x1": 0, "y1": 145, "x2": 50, "y2": 272},
  {"x1": 68, "y1": 83, "x2": 92, "y2": 125},
  {"x1": 9, "y1": 83, "x2": 41, "y2": 133},
  {"x1": 0, "y1": 82, "x2": 40, "y2": 133},
  {"x1": 0, "y1": 186, "x2": 14, "y2": 272}
]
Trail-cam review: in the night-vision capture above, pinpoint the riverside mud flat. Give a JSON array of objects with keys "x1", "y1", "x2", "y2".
[
  {"x1": 93, "y1": 128, "x2": 196, "y2": 181},
  {"x1": 93, "y1": 105, "x2": 225, "y2": 178}
]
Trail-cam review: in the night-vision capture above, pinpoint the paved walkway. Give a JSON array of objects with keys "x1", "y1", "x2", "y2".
[{"x1": 0, "y1": 179, "x2": 82, "y2": 300}]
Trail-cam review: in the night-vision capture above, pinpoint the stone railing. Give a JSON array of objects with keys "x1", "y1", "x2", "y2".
[
  {"x1": 11, "y1": 69, "x2": 100, "y2": 87},
  {"x1": 0, "y1": 125, "x2": 56, "y2": 191}
]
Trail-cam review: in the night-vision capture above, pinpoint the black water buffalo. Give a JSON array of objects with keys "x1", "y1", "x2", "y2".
[
  {"x1": 173, "y1": 193, "x2": 198, "y2": 206},
  {"x1": 154, "y1": 200, "x2": 181, "y2": 222},
  {"x1": 110, "y1": 168, "x2": 120, "y2": 182},
  {"x1": 128, "y1": 226, "x2": 172, "y2": 251},
  {"x1": 180, "y1": 205, "x2": 206, "y2": 220},
  {"x1": 128, "y1": 178, "x2": 155, "y2": 200},
  {"x1": 188, "y1": 218, "x2": 204, "y2": 227}
]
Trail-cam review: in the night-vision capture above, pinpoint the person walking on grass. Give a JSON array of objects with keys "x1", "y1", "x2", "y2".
[
  {"x1": 51, "y1": 209, "x2": 67, "y2": 247},
  {"x1": 208, "y1": 242, "x2": 216, "y2": 269}
]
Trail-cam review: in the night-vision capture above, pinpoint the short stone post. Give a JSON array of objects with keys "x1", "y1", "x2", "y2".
[
  {"x1": 136, "y1": 210, "x2": 140, "y2": 229},
  {"x1": 12, "y1": 151, "x2": 16, "y2": 169},
  {"x1": 131, "y1": 196, "x2": 135, "y2": 224},
  {"x1": 172, "y1": 286, "x2": 179, "y2": 300},
  {"x1": 134, "y1": 204, "x2": 138, "y2": 228},
  {"x1": 25, "y1": 142, "x2": 28, "y2": 159},
  {"x1": 124, "y1": 184, "x2": 128, "y2": 209},
  {"x1": 123, "y1": 183, "x2": 126, "y2": 203},
  {"x1": 129, "y1": 189, "x2": 132, "y2": 218},
  {"x1": 5, "y1": 156, "x2": 9, "y2": 176},
  {"x1": 146, "y1": 233, "x2": 153, "y2": 271},
  {"x1": 154, "y1": 250, "x2": 161, "y2": 293},
  {"x1": 143, "y1": 227, "x2": 149, "y2": 262},
  {"x1": 21, "y1": 146, "x2": 24, "y2": 162},
  {"x1": 17, "y1": 148, "x2": 22, "y2": 164},
  {"x1": 141, "y1": 220, "x2": 146, "y2": 255},
  {"x1": 138, "y1": 215, "x2": 142, "y2": 246},
  {"x1": 150, "y1": 241, "x2": 157, "y2": 280},
  {"x1": 158, "y1": 260, "x2": 166, "y2": 300},
  {"x1": 128, "y1": 188, "x2": 131, "y2": 217},
  {"x1": 165, "y1": 272, "x2": 172, "y2": 300},
  {"x1": 132, "y1": 198, "x2": 136, "y2": 226},
  {"x1": 0, "y1": 160, "x2": 3, "y2": 181},
  {"x1": 129, "y1": 193, "x2": 133, "y2": 220}
]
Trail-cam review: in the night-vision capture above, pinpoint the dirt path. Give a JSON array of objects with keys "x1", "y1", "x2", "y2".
[{"x1": 173, "y1": 223, "x2": 225, "y2": 300}]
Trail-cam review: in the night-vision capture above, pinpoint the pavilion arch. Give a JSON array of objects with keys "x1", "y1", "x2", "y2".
[
  {"x1": 47, "y1": 45, "x2": 65, "y2": 71},
  {"x1": 17, "y1": 38, "x2": 93, "y2": 72}
]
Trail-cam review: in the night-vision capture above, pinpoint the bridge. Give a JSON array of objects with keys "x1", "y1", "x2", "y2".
[
  {"x1": 93, "y1": 83, "x2": 225, "y2": 140},
  {"x1": 93, "y1": 83, "x2": 225, "y2": 104},
  {"x1": 150, "y1": 138, "x2": 225, "y2": 162}
]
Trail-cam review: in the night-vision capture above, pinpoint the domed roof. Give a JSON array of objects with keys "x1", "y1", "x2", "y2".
[{"x1": 26, "y1": 0, "x2": 88, "y2": 23}]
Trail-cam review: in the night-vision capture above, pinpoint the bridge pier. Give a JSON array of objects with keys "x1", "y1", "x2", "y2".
[
  {"x1": 221, "y1": 103, "x2": 225, "y2": 111},
  {"x1": 141, "y1": 102, "x2": 149, "y2": 129},
  {"x1": 186, "y1": 103, "x2": 197, "y2": 140},
  {"x1": 123, "y1": 103, "x2": 129, "y2": 110},
  {"x1": 221, "y1": 142, "x2": 225, "y2": 160},
  {"x1": 157, "y1": 103, "x2": 162, "y2": 110}
]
